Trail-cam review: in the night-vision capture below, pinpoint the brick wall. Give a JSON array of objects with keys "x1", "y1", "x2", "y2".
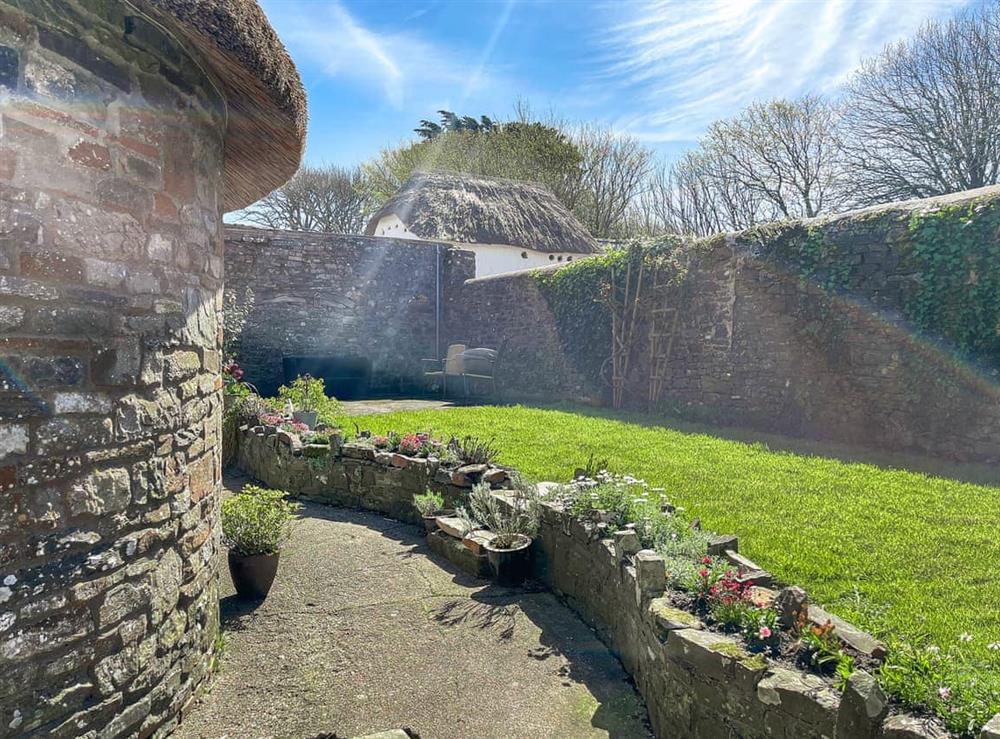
[
  {"x1": 224, "y1": 227, "x2": 475, "y2": 396},
  {"x1": 451, "y1": 190, "x2": 1000, "y2": 464},
  {"x1": 0, "y1": 3, "x2": 225, "y2": 736}
]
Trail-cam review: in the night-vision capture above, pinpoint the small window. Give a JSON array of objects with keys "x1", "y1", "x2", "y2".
[
  {"x1": 567, "y1": 256, "x2": 573, "y2": 261},
  {"x1": 557, "y1": 256, "x2": 563, "y2": 262},
  {"x1": 549, "y1": 254, "x2": 555, "y2": 261},
  {"x1": 521, "y1": 251, "x2": 527, "y2": 259}
]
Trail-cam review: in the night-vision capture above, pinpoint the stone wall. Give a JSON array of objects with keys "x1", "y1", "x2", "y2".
[
  {"x1": 445, "y1": 267, "x2": 597, "y2": 402},
  {"x1": 235, "y1": 427, "x2": 951, "y2": 739},
  {"x1": 450, "y1": 189, "x2": 1000, "y2": 463},
  {"x1": 0, "y1": 3, "x2": 224, "y2": 736},
  {"x1": 224, "y1": 227, "x2": 476, "y2": 396}
]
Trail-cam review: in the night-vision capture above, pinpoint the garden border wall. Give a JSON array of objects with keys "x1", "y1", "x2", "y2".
[{"x1": 235, "y1": 426, "x2": 955, "y2": 739}]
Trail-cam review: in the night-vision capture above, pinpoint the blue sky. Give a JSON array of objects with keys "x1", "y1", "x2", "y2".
[{"x1": 260, "y1": 0, "x2": 977, "y2": 169}]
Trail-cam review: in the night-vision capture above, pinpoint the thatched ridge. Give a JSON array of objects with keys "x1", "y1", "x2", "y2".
[
  {"x1": 365, "y1": 172, "x2": 601, "y2": 254},
  {"x1": 141, "y1": 0, "x2": 307, "y2": 211}
]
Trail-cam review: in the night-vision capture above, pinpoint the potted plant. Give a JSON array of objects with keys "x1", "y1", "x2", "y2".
[
  {"x1": 221, "y1": 485, "x2": 299, "y2": 600},
  {"x1": 413, "y1": 490, "x2": 451, "y2": 533},
  {"x1": 465, "y1": 475, "x2": 541, "y2": 587},
  {"x1": 275, "y1": 374, "x2": 341, "y2": 430}
]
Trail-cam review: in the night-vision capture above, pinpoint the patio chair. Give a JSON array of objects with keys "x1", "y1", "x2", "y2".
[
  {"x1": 422, "y1": 343, "x2": 466, "y2": 397},
  {"x1": 458, "y1": 346, "x2": 500, "y2": 398}
]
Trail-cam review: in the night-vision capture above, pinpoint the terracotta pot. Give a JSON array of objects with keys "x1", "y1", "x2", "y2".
[
  {"x1": 292, "y1": 410, "x2": 318, "y2": 428},
  {"x1": 422, "y1": 509, "x2": 454, "y2": 534},
  {"x1": 484, "y1": 534, "x2": 532, "y2": 587},
  {"x1": 228, "y1": 550, "x2": 280, "y2": 600}
]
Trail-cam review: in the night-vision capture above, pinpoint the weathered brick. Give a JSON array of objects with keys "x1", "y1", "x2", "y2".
[
  {"x1": 35, "y1": 416, "x2": 113, "y2": 456},
  {"x1": 53, "y1": 392, "x2": 112, "y2": 415},
  {"x1": 0, "y1": 424, "x2": 28, "y2": 459},
  {"x1": 36, "y1": 26, "x2": 131, "y2": 91},
  {"x1": 66, "y1": 467, "x2": 131, "y2": 516},
  {"x1": 1, "y1": 354, "x2": 84, "y2": 390},
  {"x1": 67, "y1": 141, "x2": 111, "y2": 170},
  {"x1": 97, "y1": 581, "x2": 149, "y2": 629}
]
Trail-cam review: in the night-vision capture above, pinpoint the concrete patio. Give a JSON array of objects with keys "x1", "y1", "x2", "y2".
[{"x1": 175, "y1": 475, "x2": 650, "y2": 739}]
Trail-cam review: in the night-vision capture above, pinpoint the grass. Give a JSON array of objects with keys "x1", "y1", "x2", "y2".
[{"x1": 344, "y1": 403, "x2": 1000, "y2": 730}]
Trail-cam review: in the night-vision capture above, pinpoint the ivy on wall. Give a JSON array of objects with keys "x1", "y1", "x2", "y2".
[
  {"x1": 532, "y1": 237, "x2": 690, "y2": 398},
  {"x1": 905, "y1": 199, "x2": 1000, "y2": 364},
  {"x1": 532, "y1": 250, "x2": 617, "y2": 392}
]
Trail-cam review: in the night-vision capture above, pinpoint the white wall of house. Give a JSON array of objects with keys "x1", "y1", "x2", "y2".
[
  {"x1": 372, "y1": 214, "x2": 585, "y2": 277},
  {"x1": 373, "y1": 214, "x2": 418, "y2": 239},
  {"x1": 472, "y1": 242, "x2": 583, "y2": 277}
]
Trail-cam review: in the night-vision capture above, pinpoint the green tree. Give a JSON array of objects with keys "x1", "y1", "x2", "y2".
[{"x1": 365, "y1": 113, "x2": 584, "y2": 212}]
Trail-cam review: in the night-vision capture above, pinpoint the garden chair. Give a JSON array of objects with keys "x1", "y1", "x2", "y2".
[
  {"x1": 458, "y1": 345, "x2": 501, "y2": 399},
  {"x1": 422, "y1": 343, "x2": 466, "y2": 397}
]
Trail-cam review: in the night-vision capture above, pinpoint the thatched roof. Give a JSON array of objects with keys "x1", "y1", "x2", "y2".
[
  {"x1": 140, "y1": 1, "x2": 307, "y2": 211},
  {"x1": 365, "y1": 172, "x2": 600, "y2": 254}
]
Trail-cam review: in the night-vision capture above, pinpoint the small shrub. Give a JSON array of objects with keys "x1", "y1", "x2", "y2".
[
  {"x1": 272, "y1": 375, "x2": 341, "y2": 427},
  {"x1": 467, "y1": 475, "x2": 540, "y2": 548},
  {"x1": 796, "y1": 618, "x2": 856, "y2": 690},
  {"x1": 222, "y1": 362, "x2": 256, "y2": 397},
  {"x1": 457, "y1": 436, "x2": 499, "y2": 465},
  {"x1": 302, "y1": 432, "x2": 330, "y2": 445},
  {"x1": 413, "y1": 490, "x2": 445, "y2": 517},
  {"x1": 741, "y1": 608, "x2": 780, "y2": 654},
  {"x1": 879, "y1": 640, "x2": 1000, "y2": 736},
  {"x1": 221, "y1": 485, "x2": 299, "y2": 556},
  {"x1": 222, "y1": 394, "x2": 270, "y2": 466}
]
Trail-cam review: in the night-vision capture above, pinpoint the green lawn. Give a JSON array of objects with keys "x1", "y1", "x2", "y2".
[{"x1": 346, "y1": 403, "x2": 1000, "y2": 723}]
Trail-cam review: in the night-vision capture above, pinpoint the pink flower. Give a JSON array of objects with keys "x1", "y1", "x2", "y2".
[
  {"x1": 702, "y1": 556, "x2": 712, "y2": 565},
  {"x1": 938, "y1": 686, "x2": 951, "y2": 701},
  {"x1": 698, "y1": 569, "x2": 709, "y2": 579},
  {"x1": 758, "y1": 625, "x2": 772, "y2": 639}
]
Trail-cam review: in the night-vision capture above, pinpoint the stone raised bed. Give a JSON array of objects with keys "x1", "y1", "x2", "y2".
[{"x1": 235, "y1": 425, "x2": 983, "y2": 739}]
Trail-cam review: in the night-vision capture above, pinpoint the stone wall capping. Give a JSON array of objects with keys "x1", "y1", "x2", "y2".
[
  {"x1": 808, "y1": 604, "x2": 887, "y2": 661},
  {"x1": 882, "y1": 714, "x2": 950, "y2": 738},
  {"x1": 634, "y1": 549, "x2": 667, "y2": 595},
  {"x1": 649, "y1": 598, "x2": 704, "y2": 633},
  {"x1": 434, "y1": 516, "x2": 467, "y2": 540},
  {"x1": 775, "y1": 586, "x2": 809, "y2": 630},
  {"x1": 614, "y1": 529, "x2": 641, "y2": 564},
  {"x1": 708, "y1": 534, "x2": 739, "y2": 555},
  {"x1": 724, "y1": 549, "x2": 761, "y2": 571},
  {"x1": 757, "y1": 667, "x2": 839, "y2": 729},
  {"x1": 737, "y1": 570, "x2": 776, "y2": 588}
]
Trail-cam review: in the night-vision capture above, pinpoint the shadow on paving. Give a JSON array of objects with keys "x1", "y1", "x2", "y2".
[{"x1": 180, "y1": 485, "x2": 652, "y2": 739}]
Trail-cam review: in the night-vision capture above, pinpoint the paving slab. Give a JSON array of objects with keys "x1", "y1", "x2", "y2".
[{"x1": 176, "y1": 475, "x2": 651, "y2": 739}]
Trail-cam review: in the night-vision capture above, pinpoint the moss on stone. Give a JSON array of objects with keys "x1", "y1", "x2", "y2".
[
  {"x1": 649, "y1": 599, "x2": 702, "y2": 628},
  {"x1": 710, "y1": 641, "x2": 767, "y2": 671}
]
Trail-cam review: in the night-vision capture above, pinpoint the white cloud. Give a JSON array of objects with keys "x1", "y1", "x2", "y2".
[
  {"x1": 599, "y1": 0, "x2": 971, "y2": 143},
  {"x1": 263, "y1": 0, "x2": 499, "y2": 109}
]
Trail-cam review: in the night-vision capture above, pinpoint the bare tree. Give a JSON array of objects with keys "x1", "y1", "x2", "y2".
[
  {"x1": 841, "y1": 3, "x2": 1000, "y2": 203},
  {"x1": 237, "y1": 165, "x2": 375, "y2": 234},
  {"x1": 703, "y1": 95, "x2": 847, "y2": 220},
  {"x1": 574, "y1": 125, "x2": 654, "y2": 238}
]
